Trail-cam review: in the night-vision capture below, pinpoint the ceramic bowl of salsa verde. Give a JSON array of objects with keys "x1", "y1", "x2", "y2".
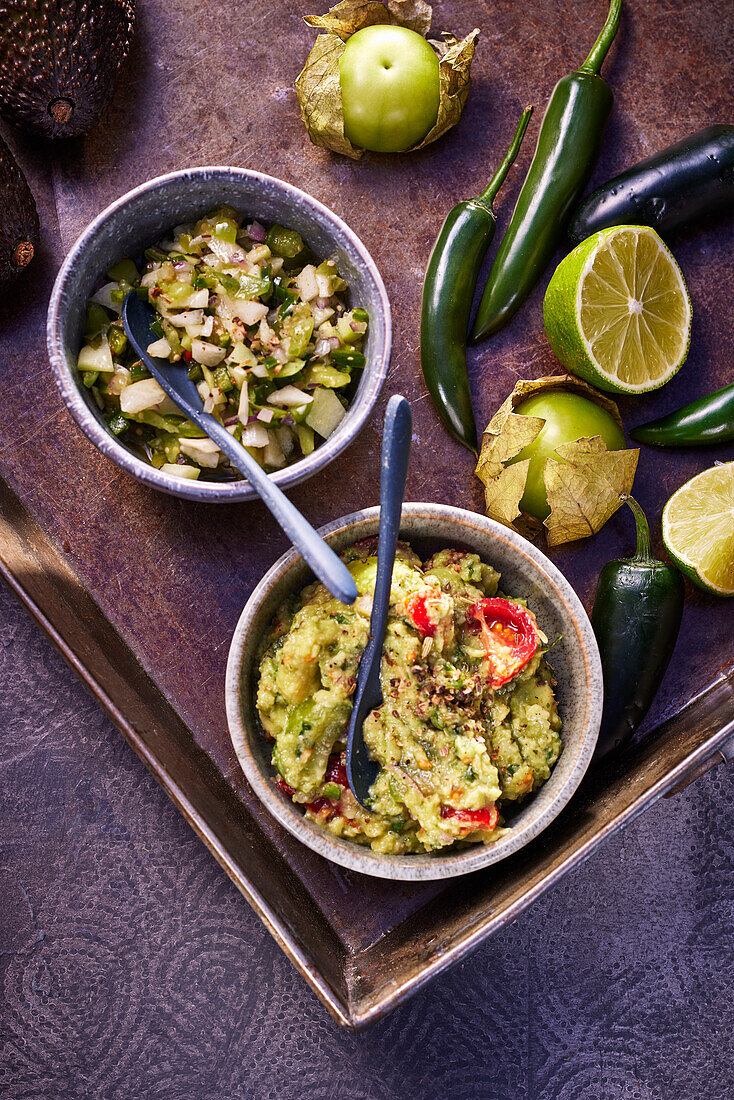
[
  {"x1": 226, "y1": 503, "x2": 603, "y2": 881},
  {"x1": 47, "y1": 166, "x2": 391, "y2": 501}
]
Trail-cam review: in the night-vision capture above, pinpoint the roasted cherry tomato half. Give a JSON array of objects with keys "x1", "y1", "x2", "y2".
[
  {"x1": 404, "y1": 591, "x2": 437, "y2": 637},
  {"x1": 441, "y1": 803, "x2": 499, "y2": 832},
  {"x1": 466, "y1": 598, "x2": 540, "y2": 688}
]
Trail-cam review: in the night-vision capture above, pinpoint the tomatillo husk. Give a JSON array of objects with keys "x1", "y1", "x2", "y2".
[{"x1": 475, "y1": 375, "x2": 639, "y2": 546}]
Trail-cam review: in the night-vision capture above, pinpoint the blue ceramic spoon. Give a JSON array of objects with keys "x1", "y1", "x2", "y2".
[
  {"x1": 121, "y1": 291, "x2": 357, "y2": 605},
  {"x1": 345, "y1": 394, "x2": 412, "y2": 809}
]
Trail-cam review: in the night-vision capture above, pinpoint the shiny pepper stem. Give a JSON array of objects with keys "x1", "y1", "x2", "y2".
[
  {"x1": 470, "y1": 0, "x2": 621, "y2": 344},
  {"x1": 580, "y1": 0, "x2": 622, "y2": 75},
  {"x1": 478, "y1": 105, "x2": 534, "y2": 209},
  {"x1": 625, "y1": 495, "x2": 653, "y2": 562}
]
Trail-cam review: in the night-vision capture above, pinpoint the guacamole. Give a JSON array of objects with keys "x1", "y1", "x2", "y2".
[{"x1": 256, "y1": 539, "x2": 562, "y2": 854}]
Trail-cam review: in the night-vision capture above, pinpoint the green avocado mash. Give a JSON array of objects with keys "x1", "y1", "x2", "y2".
[{"x1": 256, "y1": 540, "x2": 562, "y2": 854}]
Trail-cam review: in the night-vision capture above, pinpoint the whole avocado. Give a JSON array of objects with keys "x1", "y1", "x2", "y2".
[
  {"x1": 0, "y1": 1, "x2": 135, "y2": 139},
  {"x1": 0, "y1": 133, "x2": 39, "y2": 287}
]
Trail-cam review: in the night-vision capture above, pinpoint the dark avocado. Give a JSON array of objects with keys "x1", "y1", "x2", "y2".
[
  {"x1": 0, "y1": 1, "x2": 135, "y2": 139},
  {"x1": 0, "y1": 133, "x2": 39, "y2": 288}
]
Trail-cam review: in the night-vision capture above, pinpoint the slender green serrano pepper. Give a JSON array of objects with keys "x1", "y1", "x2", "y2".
[
  {"x1": 420, "y1": 106, "x2": 533, "y2": 452},
  {"x1": 591, "y1": 497, "x2": 684, "y2": 760},
  {"x1": 471, "y1": 0, "x2": 621, "y2": 344},
  {"x1": 631, "y1": 382, "x2": 734, "y2": 447}
]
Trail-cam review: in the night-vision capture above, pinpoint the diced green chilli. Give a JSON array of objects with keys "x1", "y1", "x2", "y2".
[
  {"x1": 106, "y1": 412, "x2": 128, "y2": 436},
  {"x1": 266, "y1": 224, "x2": 304, "y2": 259},
  {"x1": 331, "y1": 348, "x2": 366, "y2": 370}
]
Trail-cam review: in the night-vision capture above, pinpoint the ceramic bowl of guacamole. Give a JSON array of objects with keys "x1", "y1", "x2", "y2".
[{"x1": 226, "y1": 504, "x2": 602, "y2": 880}]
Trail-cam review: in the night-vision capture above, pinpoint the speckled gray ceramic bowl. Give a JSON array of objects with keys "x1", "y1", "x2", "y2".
[
  {"x1": 47, "y1": 167, "x2": 391, "y2": 502},
  {"x1": 226, "y1": 504, "x2": 602, "y2": 880}
]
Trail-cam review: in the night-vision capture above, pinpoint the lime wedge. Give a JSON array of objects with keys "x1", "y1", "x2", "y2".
[
  {"x1": 662, "y1": 462, "x2": 734, "y2": 596},
  {"x1": 543, "y1": 226, "x2": 692, "y2": 394}
]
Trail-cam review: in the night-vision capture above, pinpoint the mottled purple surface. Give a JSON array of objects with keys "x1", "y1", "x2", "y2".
[{"x1": 1, "y1": 580, "x2": 733, "y2": 1097}]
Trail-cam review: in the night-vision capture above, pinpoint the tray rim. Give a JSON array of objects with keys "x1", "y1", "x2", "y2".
[{"x1": 1, "y1": 472, "x2": 732, "y2": 1029}]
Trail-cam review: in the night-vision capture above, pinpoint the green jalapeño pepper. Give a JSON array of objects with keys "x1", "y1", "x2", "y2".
[
  {"x1": 591, "y1": 497, "x2": 684, "y2": 760},
  {"x1": 471, "y1": 0, "x2": 621, "y2": 344},
  {"x1": 420, "y1": 106, "x2": 533, "y2": 452},
  {"x1": 631, "y1": 382, "x2": 734, "y2": 447}
]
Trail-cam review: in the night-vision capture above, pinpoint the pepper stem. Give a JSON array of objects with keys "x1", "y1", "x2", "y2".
[
  {"x1": 478, "y1": 105, "x2": 534, "y2": 209},
  {"x1": 625, "y1": 496, "x2": 654, "y2": 563},
  {"x1": 579, "y1": 0, "x2": 622, "y2": 75}
]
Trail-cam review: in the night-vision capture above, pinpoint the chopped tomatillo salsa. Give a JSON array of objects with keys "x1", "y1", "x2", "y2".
[
  {"x1": 256, "y1": 540, "x2": 563, "y2": 854},
  {"x1": 77, "y1": 207, "x2": 368, "y2": 479}
]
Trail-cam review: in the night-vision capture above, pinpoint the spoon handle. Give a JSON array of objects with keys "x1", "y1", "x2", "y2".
[
  {"x1": 121, "y1": 292, "x2": 357, "y2": 605},
  {"x1": 344, "y1": 394, "x2": 412, "y2": 808},
  {"x1": 370, "y1": 395, "x2": 412, "y2": 652},
  {"x1": 198, "y1": 417, "x2": 358, "y2": 605}
]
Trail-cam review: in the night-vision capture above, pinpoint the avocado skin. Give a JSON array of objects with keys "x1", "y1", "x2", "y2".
[
  {"x1": 0, "y1": 1, "x2": 136, "y2": 139},
  {"x1": 0, "y1": 133, "x2": 39, "y2": 287}
]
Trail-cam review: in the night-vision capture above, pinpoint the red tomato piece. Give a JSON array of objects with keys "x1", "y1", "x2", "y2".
[
  {"x1": 325, "y1": 754, "x2": 349, "y2": 788},
  {"x1": 182, "y1": 349, "x2": 193, "y2": 362},
  {"x1": 404, "y1": 592, "x2": 436, "y2": 637},
  {"x1": 466, "y1": 598, "x2": 539, "y2": 688},
  {"x1": 441, "y1": 803, "x2": 499, "y2": 831},
  {"x1": 279, "y1": 754, "x2": 348, "y2": 821}
]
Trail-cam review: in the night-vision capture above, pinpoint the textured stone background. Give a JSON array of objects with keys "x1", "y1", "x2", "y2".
[{"x1": 1, "y1": 579, "x2": 732, "y2": 1098}]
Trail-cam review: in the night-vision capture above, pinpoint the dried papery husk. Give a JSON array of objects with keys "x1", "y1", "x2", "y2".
[
  {"x1": 475, "y1": 375, "x2": 639, "y2": 546},
  {"x1": 296, "y1": 1, "x2": 478, "y2": 159}
]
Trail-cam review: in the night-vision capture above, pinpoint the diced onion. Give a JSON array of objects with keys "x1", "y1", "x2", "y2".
[
  {"x1": 191, "y1": 339, "x2": 226, "y2": 366},
  {"x1": 237, "y1": 380, "x2": 249, "y2": 424},
  {"x1": 146, "y1": 337, "x2": 172, "y2": 358},
  {"x1": 207, "y1": 237, "x2": 247, "y2": 265},
  {"x1": 90, "y1": 282, "x2": 122, "y2": 314},
  {"x1": 120, "y1": 378, "x2": 167, "y2": 415},
  {"x1": 267, "y1": 385, "x2": 313, "y2": 407},
  {"x1": 295, "y1": 264, "x2": 319, "y2": 302},
  {"x1": 78, "y1": 337, "x2": 114, "y2": 374},
  {"x1": 236, "y1": 300, "x2": 269, "y2": 326},
  {"x1": 313, "y1": 337, "x2": 339, "y2": 357},
  {"x1": 257, "y1": 407, "x2": 274, "y2": 423},
  {"x1": 241, "y1": 422, "x2": 270, "y2": 448},
  {"x1": 160, "y1": 462, "x2": 200, "y2": 480},
  {"x1": 263, "y1": 433, "x2": 286, "y2": 469},
  {"x1": 315, "y1": 273, "x2": 333, "y2": 298},
  {"x1": 179, "y1": 437, "x2": 220, "y2": 468},
  {"x1": 165, "y1": 308, "x2": 203, "y2": 328}
]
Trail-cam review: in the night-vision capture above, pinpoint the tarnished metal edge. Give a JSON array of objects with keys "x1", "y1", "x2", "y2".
[
  {"x1": 2, "y1": 471, "x2": 732, "y2": 1030},
  {"x1": 346, "y1": 667, "x2": 734, "y2": 1027}
]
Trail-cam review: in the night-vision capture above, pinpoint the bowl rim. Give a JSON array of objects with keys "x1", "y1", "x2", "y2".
[
  {"x1": 225, "y1": 503, "x2": 603, "y2": 881},
  {"x1": 46, "y1": 165, "x2": 392, "y2": 503}
]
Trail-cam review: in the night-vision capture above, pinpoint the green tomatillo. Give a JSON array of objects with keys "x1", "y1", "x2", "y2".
[
  {"x1": 338, "y1": 25, "x2": 440, "y2": 153},
  {"x1": 511, "y1": 391, "x2": 626, "y2": 520}
]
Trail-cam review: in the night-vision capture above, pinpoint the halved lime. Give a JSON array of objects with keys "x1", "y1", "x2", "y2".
[
  {"x1": 662, "y1": 462, "x2": 734, "y2": 596},
  {"x1": 543, "y1": 226, "x2": 692, "y2": 394}
]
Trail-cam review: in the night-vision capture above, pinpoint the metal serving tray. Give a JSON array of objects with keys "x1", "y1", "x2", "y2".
[{"x1": 0, "y1": 0, "x2": 732, "y2": 1029}]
